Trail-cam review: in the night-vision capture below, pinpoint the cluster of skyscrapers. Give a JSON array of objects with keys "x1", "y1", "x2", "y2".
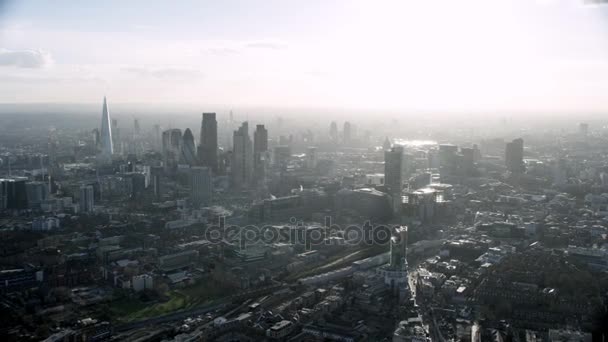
[
  {"x1": 96, "y1": 98, "x2": 271, "y2": 208},
  {"x1": 329, "y1": 121, "x2": 356, "y2": 145}
]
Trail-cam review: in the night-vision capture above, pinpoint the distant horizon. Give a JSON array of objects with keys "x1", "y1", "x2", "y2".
[
  {"x1": 0, "y1": 101, "x2": 605, "y2": 137},
  {"x1": 1, "y1": 100, "x2": 608, "y2": 112},
  {"x1": 2, "y1": 0, "x2": 608, "y2": 112}
]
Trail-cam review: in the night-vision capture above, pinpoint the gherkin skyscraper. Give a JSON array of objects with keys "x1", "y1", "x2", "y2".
[
  {"x1": 180, "y1": 128, "x2": 197, "y2": 165},
  {"x1": 99, "y1": 96, "x2": 114, "y2": 160}
]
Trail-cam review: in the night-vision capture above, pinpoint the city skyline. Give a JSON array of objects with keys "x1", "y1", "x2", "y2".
[{"x1": 2, "y1": 2, "x2": 608, "y2": 340}]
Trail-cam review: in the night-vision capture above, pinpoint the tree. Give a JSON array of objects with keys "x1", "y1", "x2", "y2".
[{"x1": 156, "y1": 282, "x2": 169, "y2": 295}]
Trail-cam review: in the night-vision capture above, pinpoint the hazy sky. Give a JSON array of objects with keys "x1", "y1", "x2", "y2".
[{"x1": 1, "y1": 0, "x2": 608, "y2": 112}]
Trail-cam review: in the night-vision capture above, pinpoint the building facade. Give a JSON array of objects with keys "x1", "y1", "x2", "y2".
[
  {"x1": 199, "y1": 113, "x2": 218, "y2": 172},
  {"x1": 232, "y1": 122, "x2": 253, "y2": 189}
]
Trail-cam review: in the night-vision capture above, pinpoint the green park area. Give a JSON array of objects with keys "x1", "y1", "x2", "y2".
[{"x1": 108, "y1": 280, "x2": 229, "y2": 323}]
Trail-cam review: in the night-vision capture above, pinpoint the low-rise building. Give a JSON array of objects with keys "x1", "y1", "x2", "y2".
[{"x1": 266, "y1": 320, "x2": 294, "y2": 339}]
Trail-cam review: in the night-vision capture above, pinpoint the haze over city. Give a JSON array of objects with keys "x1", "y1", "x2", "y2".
[{"x1": 2, "y1": 1, "x2": 608, "y2": 341}]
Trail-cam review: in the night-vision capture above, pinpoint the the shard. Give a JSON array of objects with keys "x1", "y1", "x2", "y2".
[{"x1": 99, "y1": 96, "x2": 114, "y2": 160}]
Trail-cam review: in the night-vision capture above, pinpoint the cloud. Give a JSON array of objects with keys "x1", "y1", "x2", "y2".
[
  {"x1": 245, "y1": 40, "x2": 288, "y2": 50},
  {"x1": 187, "y1": 39, "x2": 289, "y2": 57},
  {"x1": 205, "y1": 47, "x2": 240, "y2": 56},
  {"x1": 0, "y1": 49, "x2": 54, "y2": 68},
  {"x1": 0, "y1": 75, "x2": 105, "y2": 84},
  {"x1": 122, "y1": 66, "x2": 204, "y2": 81},
  {"x1": 204, "y1": 39, "x2": 288, "y2": 55}
]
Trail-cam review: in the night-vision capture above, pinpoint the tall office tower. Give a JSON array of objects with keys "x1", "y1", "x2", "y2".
[
  {"x1": 190, "y1": 166, "x2": 212, "y2": 208},
  {"x1": 329, "y1": 121, "x2": 338, "y2": 142},
  {"x1": 0, "y1": 178, "x2": 28, "y2": 210},
  {"x1": 48, "y1": 132, "x2": 58, "y2": 192},
  {"x1": 162, "y1": 130, "x2": 171, "y2": 156},
  {"x1": 343, "y1": 121, "x2": 352, "y2": 144},
  {"x1": 254, "y1": 124, "x2": 268, "y2": 153},
  {"x1": 99, "y1": 97, "x2": 113, "y2": 161},
  {"x1": 79, "y1": 185, "x2": 94, "y2": 213},
  {"x1": 180, "y1": 128, "x2": 197, "y2": 165},
  {"x1": 253, "y1": 124, "x2": 268, "y2": 185},
  {"x1": 460, "y1": 147, "x2": 475, "y2": 176},
  {"x1": 306, "y1": 146, "x2": 317, "y2": 170},
  {"x1": 505, "y1": 138, "x2": 525, "y2": 173},
  {"x1": 439, "y1": 144, "x2": 458, "y2": 177},
  {"x1": 232, "y1": 122, "x2": 253, "y2": 189},
  {"x1": 162, "y1": 129, "x2": 182, "y2": 172},
  {"x1": 198, "y1": 113, "x2": 218, "y2": 173},
  {"x1": 26, "y1": 182, "x2": 48, "y2": 209},
  {"x1": 92, "y1": 128, "x2": 100, "y2": 150},
  {"x1": 154, "y1": 124, "x2": 161, "y2": 151},
  {"x1": 385, "y1": 146, "x2": 403, "y2": 214},
  {"x1": 384, "y1": 146, "x2": 403, "y2": 193},
  {"x1": 151, "y1": 166, "x2": 163, "y2": 200},
  {"x1": 128, "y1": 173, "x2": 146, "y2": 200},
  {"x1": 170, "y1": 129, "x2": 182, "y2": 155},
  {"x1": 133, "y1": 118, "x2": 141, "y2": 135},
  {"x1": 112, "y1": 118, "x2": 120, "y2": 154}
]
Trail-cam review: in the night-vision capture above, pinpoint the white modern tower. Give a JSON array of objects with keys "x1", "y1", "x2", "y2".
[{"x1": 99, "y1": 96, "x2": 114, "y2": 161}]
